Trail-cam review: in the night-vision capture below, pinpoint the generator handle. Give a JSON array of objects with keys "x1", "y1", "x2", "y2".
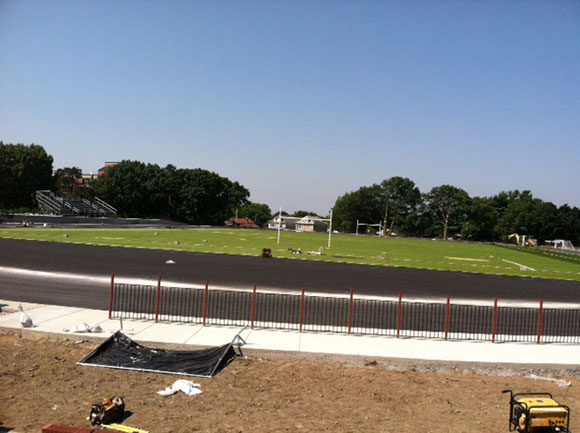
[
  {"x1": 502, "y1": 390, "x2": 517, "y2": 432},
  {"x1": 502, "y1": 389, "x2": 513, "y2": 399},
  {"x1": 512, "y1": 392, "x2": 554, "y2": 401}
]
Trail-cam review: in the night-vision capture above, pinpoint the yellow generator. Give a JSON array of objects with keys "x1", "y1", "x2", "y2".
[{"x1": 503, "y1": 390, "x2": 571, "y2": 432}]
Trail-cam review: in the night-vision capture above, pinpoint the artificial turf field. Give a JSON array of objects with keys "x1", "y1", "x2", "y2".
[{"x1": 0, "y1": 227, "x2": 579, "y2": 281}]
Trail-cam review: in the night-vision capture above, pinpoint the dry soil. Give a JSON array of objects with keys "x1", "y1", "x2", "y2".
[{"x1": 2, "y1": 331, "x2": 580, "y2": 433}]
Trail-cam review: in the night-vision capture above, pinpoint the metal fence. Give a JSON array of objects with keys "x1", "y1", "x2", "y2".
[{"x1": 108, "y1": 277, "x2": 580, "y2": 344}]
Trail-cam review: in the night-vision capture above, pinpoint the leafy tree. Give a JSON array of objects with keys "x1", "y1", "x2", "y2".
[
  {"x1": 529, "y1": 200, "x2": 559, "y2": 241},
  {"x1": 53, "y1": 167, "x2": 82, "y2": 198},
  {"x1": 292, "y1": 210, "x2": 320, "y2": 218},
  {"x1": 488, "y1": 190, "x2": 526, "y2": 239},
  {"x1": 86, "y1": 161, "x2": 250, "y2": 224},
  {"x1": 555, "y1": 205, "x2": 580, "y2": 245},
  {"x1": 425, "y1": 185, "x2": 471, "y2": 239},
  {"x1": 146, "y1": 164, "x2": 182, "y2": 219},
  {"x1": 238, "y1": 202, "x2": 272, "y2": 226},
  {"x1": 331, "y1": 180, "x2": 579, "y2": 242},
  {"x1": 379, "y1": 176, "x2": 422, "y2": 235},
  {"x1": 332, "y1": 184, "x2": 383, "y2": 233},
  {"x1": 87, "y1": 160, "x2": 162, "y2": 217},
  {"x1": 174, "y1": 168, "x2": 249, "y2": 225},
  {"x1": 462, "y1": 197, "x2": 498, "y2": 241},
  {"x1": 0, "y1": 142, "x2": 53, "y2": 210},
  {"x1": 493, "y1": 191, "x2": 560, "y2": 241}
]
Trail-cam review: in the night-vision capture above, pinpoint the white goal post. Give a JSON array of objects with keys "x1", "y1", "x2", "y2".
[{"x1": 355, "y1": 219, "x2": 382, "y2": 236}]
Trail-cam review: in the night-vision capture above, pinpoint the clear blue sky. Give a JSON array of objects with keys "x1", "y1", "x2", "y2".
[{"x1": 1, "y1": 0, "x2": 579, "y2": 215}]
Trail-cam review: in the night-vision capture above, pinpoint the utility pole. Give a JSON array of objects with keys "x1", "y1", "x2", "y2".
[
  {"x1": 327, "y1": 209, "x2": 333, "y2": 249},
  {"x1": 276, "y1": 207, "x2": 282, "y2": 244},
  {"x1": 382, "y1": 193, "x2": 389, "y2": 237}
]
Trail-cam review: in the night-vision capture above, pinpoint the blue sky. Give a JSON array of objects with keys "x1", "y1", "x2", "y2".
[{"x1": 1, "y1": 0, "x2": 579, "y2": 214}]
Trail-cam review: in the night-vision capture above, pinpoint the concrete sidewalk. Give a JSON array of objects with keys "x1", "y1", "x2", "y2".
[{"x1": 2, "y1": 300, "x2": 580, "y2": 366}]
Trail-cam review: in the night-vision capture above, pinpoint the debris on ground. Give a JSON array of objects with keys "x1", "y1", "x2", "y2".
[
  {"x1": 78, "y1": 331, "x2": 243, "y2": 377},
  {"x1": 19, "y1": 304, "x2": 33, "y2": 328},
  {"x1": 529, "y1": 374, "x2": 572, "y2": 388},
  {"x1": 64, "y1": 323, "x2": 103, "y2": 333},
  {"x1": 3, "y1": 332, "x2": 580, "y2": 433},
  {"x1": 102, "y1": 423, "x2": 149, "y2": 433},
  {"x1": 157, "y1": 379, "x2": 202, "y2": 397},
  {"x1": 89, "y1": 397, "x2": 125, "y2": 426}
]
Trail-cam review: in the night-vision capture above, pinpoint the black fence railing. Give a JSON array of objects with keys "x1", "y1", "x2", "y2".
[{"x1": 108, "y1": 278, "x2": 580, "y2": 344}]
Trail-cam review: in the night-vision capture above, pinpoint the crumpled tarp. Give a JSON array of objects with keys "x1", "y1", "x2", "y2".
[{"x1": 78, "y1": 331, "x2": 243, "y2": 377}]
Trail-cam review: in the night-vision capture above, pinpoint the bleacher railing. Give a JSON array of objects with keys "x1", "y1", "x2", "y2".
[
  {"x1": 108, "y1": 276, "x2": 580, "y2": 344},
  {"x1": 35, "y1": 190, "x2": 117, "y2": 217}
]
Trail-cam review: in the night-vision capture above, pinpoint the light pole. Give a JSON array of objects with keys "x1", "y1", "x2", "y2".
[
  {"x1": 276, "y1": 207, "x2": 282, "y2": 245},
  {"x1": 327, "y1": 209, "x2": 333, "y2": 249}
]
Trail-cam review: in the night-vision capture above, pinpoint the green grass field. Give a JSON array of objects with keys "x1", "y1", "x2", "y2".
[{"x1": 1, "y1": 227, "x2": 579, "y2": 281}]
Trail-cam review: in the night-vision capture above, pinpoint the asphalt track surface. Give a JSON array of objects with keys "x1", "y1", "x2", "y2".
[{"x1": 1, "y1": 238, "x2": 580, "y2": 312}]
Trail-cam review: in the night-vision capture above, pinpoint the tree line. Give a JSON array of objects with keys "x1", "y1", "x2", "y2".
[
  {"x1": 332, "y1": 176, "x2": 580, "y2": 244},
  {"x1": 0, "y1": 142, "x2": 268, "y2": 225},
  {"x1": 0, "y1": 142, "x2": 54, "y2": 211},
  {"x1": 2, "y1": 142, "x2": 579, "y2": 243}
]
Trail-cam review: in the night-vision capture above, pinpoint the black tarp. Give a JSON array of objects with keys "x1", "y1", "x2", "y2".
[{"x1": 78, "y1": 331, "x2": 243, "y2": 377}]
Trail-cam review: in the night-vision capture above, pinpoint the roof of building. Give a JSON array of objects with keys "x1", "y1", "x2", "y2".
[{"x1": 226, "y1": 217, "x2": 259, "y2": 228}]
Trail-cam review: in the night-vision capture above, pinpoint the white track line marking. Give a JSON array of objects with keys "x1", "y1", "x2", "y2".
[
  {"x1": 502, "y1": 259, "x2": 536, "y2": 271},
  {"x1": 1, "y1": 266, "x2": 578, "y2": 309}
]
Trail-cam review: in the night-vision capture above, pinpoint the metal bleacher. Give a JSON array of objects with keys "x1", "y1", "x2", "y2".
[{"x1": 35, "y1": 190, "x2": 117, "y2": 217}]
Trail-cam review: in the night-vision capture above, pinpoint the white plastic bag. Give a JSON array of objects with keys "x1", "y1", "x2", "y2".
[
  {"x1": 89, "y1": 323, "x2": 103, "y2": 333},
  {"x1": 71, "y1": 322, "x2": 91, "y2": 333},
  {"x1": 19, "y1": 305, "x2": 33, "y2": 328},
  {"x1": 157, "y1": 380, "x2": 202, "y2": 397},
  {"x1": 20, "y1": 311, "x2": 33, "y2": 328}
]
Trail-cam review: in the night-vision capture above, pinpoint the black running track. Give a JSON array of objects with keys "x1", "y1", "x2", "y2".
[{"x1": 1, "y1": 238, "x2": 579, "y2": 311}]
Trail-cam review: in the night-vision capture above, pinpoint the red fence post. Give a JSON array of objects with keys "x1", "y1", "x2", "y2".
[
  {"x1": 251, "y1": 283, "x2": 257, "y2": 330},
  {"x1": 348, "y1": 288, "x2": 354, "y2": 335},
  {"x1": 444, "y1": 295, "x2": 451, "y2": 341},
  {"x1": 203, "y1": 280, "x2": 209, "y2": 326},
  {"x1": 492, "y1": 297, "x2": 498, "y2": 343},
  {"x1": 155, "y1": 276, "x2": 162, "y2": 323},
  {"x1": 300, "y1": 286, "x2": 305, "y2": 333},
  {"x1": 397, "y1": 292, "x2": 403, "y2": 338},
  {"x1": 537, "y1": 299, "x2": 544, "y2": 344},
  {"x1": 108, "y1": 274, "x2": 115, "y2": 319}
]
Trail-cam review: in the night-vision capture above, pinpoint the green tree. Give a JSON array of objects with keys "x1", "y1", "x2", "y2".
[
  {"x1": 555, "y1": 205, "x2": 580, "y2": 245},
  {"x1": 332, "y1": 184, "x2": 383, "y2": 233},
  {"x1": 462, "y1": 197, "x2": 498, "y2": 241},
  {"x1": 87, "y1": 161, "x2": 250, "y2": 223},
  {"x1": 425, "y1": 185, "x2": 471, "y2": 239},
  {"x1": 88, "y1": 160, "x2": 162, "y2": 217},
  {"x1": 0, "y1": 142, "x2": 54, "y2": 210},
  {"x1": 238, "y1": 202, "x2": 272, "y2": 226},
  {"x1": 493, "y1": 191, "x2": 556, "y2": 241},
  {"x1": 53, "y1": 167, "x2": 82, "y2": 198},
  {"x1": 379, "y1": 176, "x2": 422, "y2": 235},
  {"x1": 489, "y1": 190, "x2": 525, "y2": 239},
  {"x1": 175, "y1": 168, "x2": 249, "y2": 224},
  {"x1": 292, "y1": 210, "x2": 320, "y2": 218},
  {"x1": 146, "y1": 164, "x2": 182, "y2": 219}
]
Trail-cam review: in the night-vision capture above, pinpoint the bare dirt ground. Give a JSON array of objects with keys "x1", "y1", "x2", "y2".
[{"x1": 2, "y1": 331, "x2": 580, "y2": 433}]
